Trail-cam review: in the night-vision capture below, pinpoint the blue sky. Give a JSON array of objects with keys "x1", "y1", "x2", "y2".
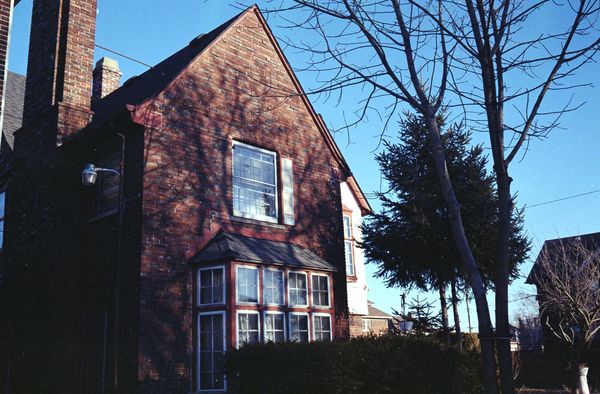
[{"x1": 8, "y1": 1, "x2": 599, "y2": 329}]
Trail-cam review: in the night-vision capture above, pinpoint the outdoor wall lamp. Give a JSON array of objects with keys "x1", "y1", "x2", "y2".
[{"x1": 81, "y1": 163, "x2": 121, "y2": 186}]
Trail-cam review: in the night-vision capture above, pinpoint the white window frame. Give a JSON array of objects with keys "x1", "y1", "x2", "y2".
[
  {"x1": 362, "y1": 318, "x2": 372, "y2": 332},
  {"x1": 197, "y1": 310, "x2": 227, "y2": 393},
  {"x1": 236, "y1": 265, "x2": 260, "y2": 305},
  {"x1": 197, "y1": 266, "x2": 226, "y2": 306},
  {"x1": 236, "y1": 310, "x2": 261, "y2": 349},
  {"x1": 262, "y1": 268, "x2": 285, "y2": 306},
  {"x1": 232, "y1": 141, "x2": 279, "y2": 223},
  {"x1": 344, "y1": 240, "x2": 355, "y2": 277},
  {"x1": 263, "y1": 311, "x2": 286, "y2": 343},
  {"x1": 312, "y1": 313, "x2": 333, "y2": 342},
  {"x1": 287, "y1": 271, "x2": 308, "y2": 307},
  {"x1": 288, "y1": 312, "x2": 310, "y2": 343},
  {"x1": 343, "y1": 214, "x2": 352, "y2": 238},
  {"x1": 311, "y1": 273, "x2": 330, "y2": 308}
]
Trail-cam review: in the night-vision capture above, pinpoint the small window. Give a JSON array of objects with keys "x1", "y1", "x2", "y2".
[
  {"x1": 237, "y1": 312, "x2": 260, "y2": 347},
  {"x1": 288, "y1": 272, "x2": 307, "y2": 306},
  {"x1": 345, "y1": 241, "x2": 355, "y2": 276},
  {"x1": 237, "y1": 266, "x2": 258, "y2": 303},
  {"x1": 264, "y1": 312, "x2": 285, "y2": 343},
  {"x1": 289, "y1": 313, "x2": 309, "y2": 343},
  {"x1": 198, "y1": 267, "x2": 225, "y2": 305},
  {"x1": 233, "y1": 142, "x2": 277, "y2": 222},
  {"x1": 263, "y1": 269, "x2": 284, "y2": 305},
  {"x1": 343, "y1": 215, "x2": 352, "y2": 238},
  {"x1": 0, "y1": 191, "x2": 5, "y2": 248},
  {"x1": 311, "y1": 275, "x2": 329, "y2": 307},
  {"x1": 362, "y1": 319, "x2": 372, "y2": 332},
  {"x1": 313, "y1": 314, "x2": 332, "y2": 341}
]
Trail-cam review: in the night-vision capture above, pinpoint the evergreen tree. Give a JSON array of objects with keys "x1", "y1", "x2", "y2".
[{"x1": 361, "y1": 113, "x2": 530, "y2": 341}]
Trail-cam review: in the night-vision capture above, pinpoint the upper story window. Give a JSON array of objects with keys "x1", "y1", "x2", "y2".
[
  {"x1": 343, "y1": 214, "x2": 355, "y2": 276},
  {"x1": 237, "y1": 266, "x2": 259, "y2": 303},
  {"x1": 0, "y1": 191, "x2": 5, "y2": 248},
  {"x1": 311, "y1": 275, "x2": 330, "y2": 307},
  {"x1": 288, "y1": 272, "x2": 307, "y2": 306},
  {"x1": 198, "y1": 267, "x2": 225, "y2": 305},
  {"x1": 233, "y1": 142, "x2": 277, "y2": 223},
  {"x1": 263, "y1": 269, "x2": 284, "y2": 305}
]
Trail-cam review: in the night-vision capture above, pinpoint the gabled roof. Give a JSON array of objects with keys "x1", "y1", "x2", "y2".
[
  {"x1": 2, "y1": 71, "x2": 26, "y2": 150},
  {"x1": 89, "y1": 6, "x2": 371, "y2": 211},
  {"x1": 190, "y1": 231, "x2": 336, "y2": 272},
  {"x1": 366, "y1": 301, "x2": 393, "y2": 319},
  {"x1": 92, "y1": 10, "x2": 243, "y2": 123},
  {"x1": 526, "y1": 231, "x2": 600, "y2": 284}
]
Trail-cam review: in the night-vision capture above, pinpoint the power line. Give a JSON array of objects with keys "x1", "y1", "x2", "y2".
[
  {"x1": 94, "y1": 43, "x2": 153, "y2": 69},
  {"x1": 525, "y1": 188, "x2": 600, "y2": 209}
]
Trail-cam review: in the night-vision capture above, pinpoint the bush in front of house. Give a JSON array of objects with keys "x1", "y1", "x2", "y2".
[{"x1": 225, "y1": 334, "x2": 483, "y2": 394}]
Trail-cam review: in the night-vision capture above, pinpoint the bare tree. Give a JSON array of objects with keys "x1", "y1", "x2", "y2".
[
  {"x1": 253, "y1": 1, "x2": 600, "y2": 392},
  {"x1": 533, "y1": 238, "x2": 600, "y2": 394}
]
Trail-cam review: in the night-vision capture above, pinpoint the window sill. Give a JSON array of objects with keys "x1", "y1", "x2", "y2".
[
  {"x1": 346, "y1": 275, "x2": 358, "y2": 282},
  {"x1": 231, "y1": 215, "x2": 286, "y2": 229}
]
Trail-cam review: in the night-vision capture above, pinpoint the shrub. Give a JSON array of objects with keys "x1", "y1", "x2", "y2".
[{"x1": 225, "y1": 335, "x2": 483, "y2": 394}]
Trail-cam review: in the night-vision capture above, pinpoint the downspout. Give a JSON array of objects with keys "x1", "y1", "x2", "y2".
[{"x1": 113, "y1": 130, "x2": 125, "y2": 391}]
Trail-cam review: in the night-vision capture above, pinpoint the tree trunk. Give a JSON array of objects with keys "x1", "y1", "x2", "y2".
[
  {"x1": 495, "y1": 170, "x2": 515, "y2": 394},
  {"x1": 451, "y1": 279, "x2": 463, "y2": 350},
  {"x1": 423, "y1": 113, "x2": 498, "y2": 394},
  {"x1": 439, "y1": 285, "x2": 450, "y2": 345}
]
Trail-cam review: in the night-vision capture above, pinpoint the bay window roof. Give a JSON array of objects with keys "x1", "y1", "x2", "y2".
[{"x1": 190, "y1": 231, "x2": 336, "y2": 272}]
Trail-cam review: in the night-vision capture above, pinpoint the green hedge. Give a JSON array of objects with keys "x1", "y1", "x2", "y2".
[{"x1": 225, "y1": 335, "x2": 483, "y2": 394}]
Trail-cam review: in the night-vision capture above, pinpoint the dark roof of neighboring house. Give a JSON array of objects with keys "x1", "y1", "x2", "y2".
[
  {"x1": 91, "y1": 10, "x2": 243, "y2": 123},
  {"x1": 526, "y1": 231, "x2": 600, "y2": 284},
  {"x1": 2, "y1": 71, "x2": 26, "y2": 149},
  {"x1": 366, "y1": 301, "x2": 393, "y2": 319},
  {"x1": 190, "y1": 231, "x2": 336, "y2": 272}
]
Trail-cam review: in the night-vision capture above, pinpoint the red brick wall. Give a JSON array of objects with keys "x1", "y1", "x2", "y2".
[
  {"x1": 134, "y1": 8, "x2": 349, "y2": 391},
  {"x1": 23, "y1": 0, "x2": 96, "y2": 137}
]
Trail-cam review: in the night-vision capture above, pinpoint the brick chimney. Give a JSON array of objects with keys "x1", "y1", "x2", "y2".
[
  {"x1": 92, "y1": 57, "x2": 121, "y2": 104},
  {"x1": 22, "y1": 0, "x2": 97, "y2": 139}
]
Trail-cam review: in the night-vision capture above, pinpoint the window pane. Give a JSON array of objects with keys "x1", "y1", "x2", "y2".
[
  {"x1": 238, "y1": 313, "x2": 259, "y2": 347},
  {"x1": 237, "y1": 267, "x2": 258, "y2": 303},
  {"x1": 199, "y1": 268, "x2": 224, "y2": 305},
  {"x1": 314, "y1": 315, "x2": 331, "y2": 342},
  {"x1": 343, "y1": 215, "x2": 351, "y2": 238},
  {"x1": 312, "y1": 276, "x2": 329, "y2": 307},
  {"x1": 290, "y1": 315, "x2": 308, "y2": 343},
  {"x1": 198, "y1": 314, "x2": 225, "y2": 390},
  {"x1": 289, "y1": 273, "x2": 307, "y2": 305},
  {"x1": 265, "y1": 314, "x2": 285, "y2": 343},
  {"x1": 345, "y1": 241, "x2": 355, "y2": 276},
  {"x1": 264, "y1": 270, "x2": 284, "y2": 305},
  {"x1": 233, "y1": 144, "x2": 277, "y2": 220}
]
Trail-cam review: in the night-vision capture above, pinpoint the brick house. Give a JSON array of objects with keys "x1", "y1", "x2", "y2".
[{"x1": 0, "y1": 2, "x2": 372, "y2": 393}]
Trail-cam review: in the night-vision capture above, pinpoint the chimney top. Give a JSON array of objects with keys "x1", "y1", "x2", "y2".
[{"x1": 92, "y1": 56, "x2": 122, "y2": 104}]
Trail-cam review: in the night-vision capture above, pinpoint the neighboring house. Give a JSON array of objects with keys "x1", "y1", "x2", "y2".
[
  {"x1": 526, "y1": 232, "x2": 600, "y2": 356},
  {"x1": 360, "y1": 300, "x2": 394, "y2": 335},
  {"x1": 0, "y1": 3, "x2": 371, "y2": 394}
]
